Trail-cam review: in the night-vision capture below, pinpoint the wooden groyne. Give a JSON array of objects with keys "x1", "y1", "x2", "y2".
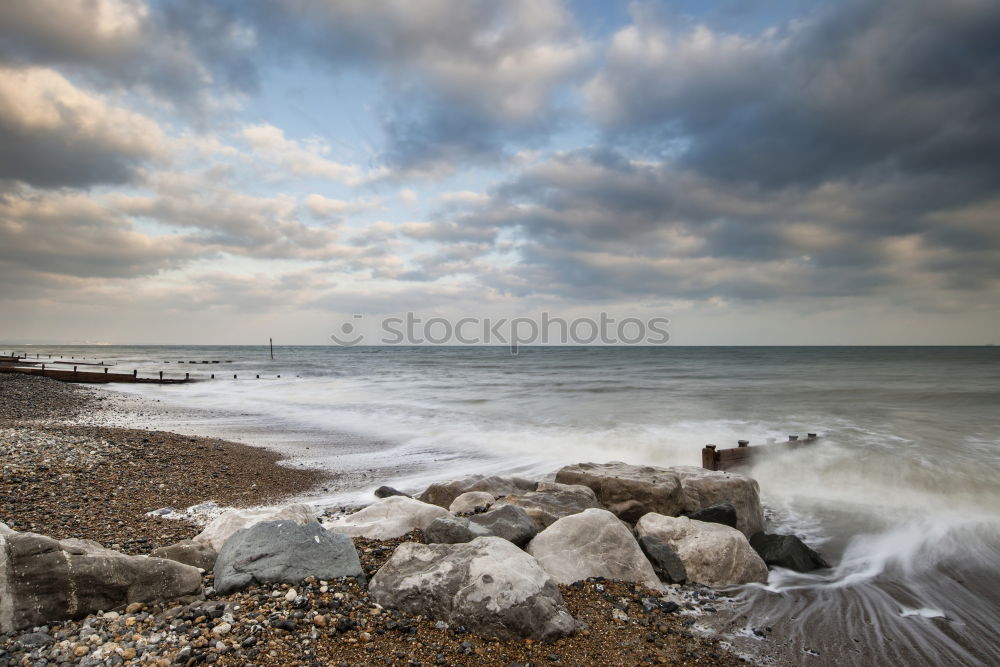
[
  {"x1": 702, "y1": 434, "x2": 820, "y2": 471},
  {"x1": 0, "y1": 366, "x2": 194, "y2": 384}
]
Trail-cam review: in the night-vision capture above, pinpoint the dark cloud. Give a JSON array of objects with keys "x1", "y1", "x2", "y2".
[
  {"x1": 587, "y1": 0, "x2": 1000, "y2": 191},
  {"x1": 0, "y1": 0, "x2": 258, "y2": 114}
]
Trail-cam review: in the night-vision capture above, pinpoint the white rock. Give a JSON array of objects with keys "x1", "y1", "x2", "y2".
[
  {"x1": 369, "y1": 536, "x2": 576, "y2": 640},
  {"x1": 285, "y1": 588, "x2": 297, "y2": 602},
  {"x1": 324, "y1": 496, "x2": 451, "y2": 539},
  {"x1": 449, "y1": 491, "x2": 496, "y2": 514},
  {"x1": 526, "y1": 508, "x2": 662, "y2": 591},
  {"x1": 193, "y1": 504, "x2": 317, "y2": 551},
  {"x1": 635, "y1": 514, "x2": 768, "y2": 587}
]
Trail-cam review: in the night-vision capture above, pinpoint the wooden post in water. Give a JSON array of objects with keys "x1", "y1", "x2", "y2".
[
  {"x1": 185, "y1": 372, "x2": 189, "y2": 380},
  {"x1": 270, "y1": 338, "x2": 274, "y2": 360},
  {"x1": 738, "y1": 439, "x2": 749, "y2": 447},
  {"x1": 104, "y1": 367, "x2": 108, "y2": 374},
  {"x1": 702, "y1": 444, "x2": 718, "y2": 471},
  {"x1": 159, "y1": 370, "x2": 163, "y2": 383},
  {"x1": 133, "y1": 370, "x2": 137, "y2": 378}
]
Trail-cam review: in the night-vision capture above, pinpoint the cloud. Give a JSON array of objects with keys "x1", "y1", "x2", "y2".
[
  {"x1": 0, "y1": 66, "x2": 165, "y2": 187},
  {"x1": 241, "y1": 124, "x2": 361, "y2": 184},
  {"x1": 0, "y1": 0, "x2": 257, "y2": 114},
  {"x1": 440, "y1": 148, "x2": 1000, "y2": 305},
  {"x1": 304, "y1": 194, "x2": 381, "y2": 219},
  {"x1": 239, "y1": 0, "x2": 592, "y2": 173},
  {"x1": 585, "y1": 0, "x2": 1000, "y2": 190},
  {"x1": 0, "y1": 187, "x2": 205, "y2": 279}
]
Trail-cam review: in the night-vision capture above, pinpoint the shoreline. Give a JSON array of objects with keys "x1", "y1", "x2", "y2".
[{"x1": 1, "y1": 373, "x2": 761, "y2": 666}]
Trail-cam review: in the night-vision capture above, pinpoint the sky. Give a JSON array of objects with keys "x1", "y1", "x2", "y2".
[{"x1": 0, "y1": 0, "x2": 998, "y2": 345}]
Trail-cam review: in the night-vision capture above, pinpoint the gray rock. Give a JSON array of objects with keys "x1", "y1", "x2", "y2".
[
  {"x1": 749, "y1": 533, "x2": 829, "y2": 572},
  {"x1": 17, "y1": 632, "x2": 54, "y2": 648},
  {"x1": 150, "y1": 540, "x2": 218, "y2": 571},
  {"x1": 0, "y1": 529, "x2": 202, "y2": 633},
  {"x1": 495, "y1": 482, "x2": 603, "y2": 532},
  {"x1": 469, "y1": 504, "x2": 537, "y2": 548},
  {"x1": 374, "y1": 486, "x2": 410, "y2": 499},
  {"x1": 214, "y1": 520, "x2": 363, "y2": 595},
  {"x1": 555, "y1": 462, "x2": 685, "y2": 518},
  {"x1": 526, "y1": 508, "x2": 662, "y2": 590},
  {"x1": 418, "y1": 476, "x2": 538, "y2": 509},
  {"x1": 449, "y1": 491, "x2": 495, "y2": 514},
  {"x1": 673, "y1": 466, "x2": 764, "y2": 537},
  {"x1": 423, "y1": 516, "x2": 492, "y2": 544},
  {"x1": 635, "y1": 514, "x2": 768, "y2": 587},
  {"x1": 687, "y1": 502, "x2": 738, "y2": 529},
  {"x1": 369, "y1": 536, "x2": 576, "y2": 640},
  {"x1": 607, "y1": 499, "x2": 652, "y2": 524},
  {"x1": 638, "y1": 535, "x2": 687, "y2": 584}
]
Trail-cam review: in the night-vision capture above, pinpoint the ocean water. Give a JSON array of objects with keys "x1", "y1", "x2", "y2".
[{"x1": 8, "y1": 344, "x2": 1000, "y2": 665}]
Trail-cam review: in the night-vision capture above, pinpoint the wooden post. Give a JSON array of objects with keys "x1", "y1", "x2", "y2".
[
  {"x1": 807, "y1": 433, "x2": 817, "y2": 439},
  {"x1": 234, "y1": 374, "x2": 237, "y2": 379},
  {"x1": 270, "y1": 337, "x2": 274, "y2": 360},
  {"x1": 788, "y1": 435, "x2": 798, "y2": 441},
  {"x1": 211, "y1": 373, "x2": 214, "y2": 379},
  {"x1": 738, "y1": 439, "x2": 749, "y2": 447},
  {"x1": 104, "y1": 367, "x2": 108, "y2": 374},
  {"x1": 702, "y1": 445, "x2": 718, "y2": 471},
  {"x1": 73, "y1": 366, "x2": 77, "y2": 373},
  {"x1": 256, "y1": 374, "x2": 260, "y2": 379},
  {"x1": 159, "y1": 370, "x2": 163, "y2": 383},
  {"x1": 185, "y1": 372, "x2": 189, "y2": 380}
]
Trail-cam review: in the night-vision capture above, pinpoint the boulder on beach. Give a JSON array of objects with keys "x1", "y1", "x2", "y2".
[
  {"x1": 369, "y1": 536, "x2": 577, "y2": 640},
  {"x1": 468, "y1": 504, "x2": 537, "y2": 547},
  {"x1": 214, "y1": 520, "x2": 363, "y2": 594},
  {"x1": 527, "y1": 508, "x2": 663, "y2": 590},
  {"x1": 418, "y1": 475, "x2": 538, "y2": 509},
  {"x1": 324, "y1": 496, "x2": 450, "y2": 539},
  {"x1": 150, "y1": 539, "x2": 218, "y2": 571},
  {"x1": 555, "y1": 462, "x2": 685, "y2": 519},
  {"x1": 193, "y1": 503, "x2": 317, "y2": 551},
  {"x1": 423, "y1": 516, "x2": 492, "y2": 544},
  {"x1": 0, "y1": 527, "x2": 202, "y2": 633},
  {"x1": 495, "y1": 482, "x2": 604, "y2": 532},
  {"x1": 449, "y1": 491, "x2": 496, "y2": 514},
  {"x1": 687, "y1": 502, "x2": 738, "y2": 530},
  {"x1": 749, "y1": 532, "x2": 829, "y2": 572},
  {"x1": 636, "y1": 514, "x2": 768, "y2": 587},
  {"x1": 673, "y1": 466, "x2": 764, "y2": 537},
  {"x1": 638, "y1": 535, "x2": 687, "y2": 584}
]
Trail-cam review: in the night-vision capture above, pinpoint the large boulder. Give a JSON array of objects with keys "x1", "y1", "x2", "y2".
[
  {"x1": 423, "y1": 516, "x2": 492, "y2": 544},
  {"x1": 369, "y1": 537, "x2": 576, "y2": 640},
  {"x1": 449, "y1": 491, "x2": 496, "y2": 514},
  {"x1": 673, "y1": 466, "x2": 764, "y2": 537},
  {"x1": 555, "y1": 462, "x2": 685, "y2": 519},
  {"x1": 193, "y1": 503, "x2": 317, "y2": 551},
  {"x1": 214, "y1": 521, "x2": 363, "y2": 594},
  {"x1": 418, "y1": 476, "x2": 538, "y2": 509},
  {"x1": 324, "y1": 496, "x2": 450, "y2": 539},
  {"x1": 749, "y1": 533, "x2": 829, "y2": 572},
  {"x1": 526, "y1": 508, "x2": 662, "y2": 591},
  {"x1": 636, "y1": 514, "x2": 768, "y2": 587},
  {"x1": 495, "y1": 482, "x2": 603, "y2": 532},
  {"x1": 0, "y1": 528, "x2": 201, "y2": 633},
  {"x1": 555, "y1": 462, "x2": 764, "y2": 537},
  {"x1": 469, "y1": 504, "x2": 537, "y2": 548},
  {"x1": 150, "y1": 540, "x2": 218, "y2": 571}
]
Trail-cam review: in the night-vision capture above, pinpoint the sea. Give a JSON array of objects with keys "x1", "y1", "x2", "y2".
[{"x1": 7, "y1": 344, "x2": 999, "y2": 666}]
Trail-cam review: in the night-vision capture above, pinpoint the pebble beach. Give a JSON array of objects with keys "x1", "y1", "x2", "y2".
[{"x1": 0, "y1": 374, "x2": 753, "y2": 667}]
